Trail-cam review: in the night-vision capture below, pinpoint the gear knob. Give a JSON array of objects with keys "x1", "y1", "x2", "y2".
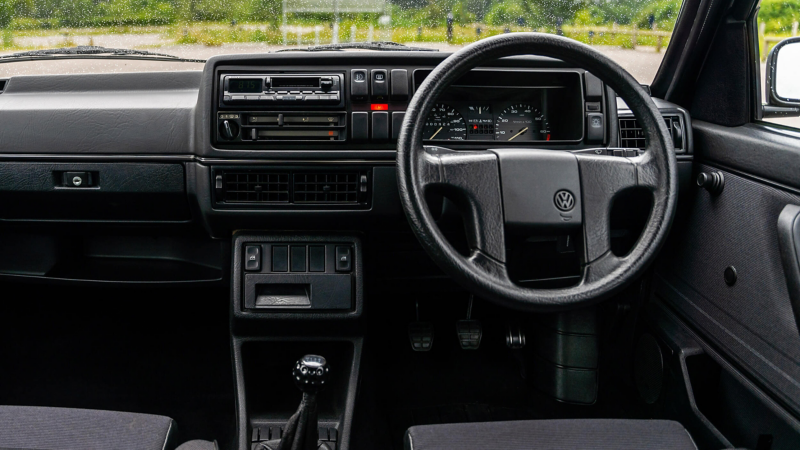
[{"x1": 293, "y1": 355, "x2": 329, "y2": 393}]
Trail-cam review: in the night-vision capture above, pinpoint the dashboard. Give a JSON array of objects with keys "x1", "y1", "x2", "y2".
[{"x1": 0, "y1": 51, "x2": 691, "y2": 233}]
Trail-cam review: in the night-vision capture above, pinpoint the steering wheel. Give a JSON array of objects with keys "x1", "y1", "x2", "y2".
[{"x1": 397, "y1": 33, "x2": 678, "y2": 311}]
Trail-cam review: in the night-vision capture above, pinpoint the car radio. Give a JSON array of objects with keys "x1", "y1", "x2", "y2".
[{"x1": 219, "y1": 74, "x2": 342, "y2": 107}]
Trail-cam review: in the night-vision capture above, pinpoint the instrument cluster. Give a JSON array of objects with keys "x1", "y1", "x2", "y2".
[{"x1": 415, "y1": 69, "x2": 585, "y2": 144}]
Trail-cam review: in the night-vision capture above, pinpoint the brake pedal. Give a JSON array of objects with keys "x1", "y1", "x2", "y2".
[
  {"x1": 457, "y1": 295, "x2": 482, "y2": 350},
  {"x1": 506, "y1": 322, "x2": 526, "y2": 349},
  {"x1": 409, "y1": 300, "x2": 434, "y2": 352}
]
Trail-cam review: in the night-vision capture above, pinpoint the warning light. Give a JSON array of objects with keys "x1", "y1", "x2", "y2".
[
  {"x1": 473, "y1": 125, "x2": 478, "y2": 130},
  {"x1": 370, "y1": 104, "x2": 389, "y2": 111}
]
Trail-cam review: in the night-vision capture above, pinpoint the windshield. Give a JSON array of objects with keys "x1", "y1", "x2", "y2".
[{"x1": 0, "y1": 0, "x2": 687, "y2": 81}]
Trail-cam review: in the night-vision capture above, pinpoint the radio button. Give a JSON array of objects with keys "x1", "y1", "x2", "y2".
[
  {"x1": 245, "y1": 95, "x2": 260, "y2": 101},
  {"x1": 305, "y1": 95, "x2": 320, "y2": 101},
  {"x1": 223, "y1": 95, "x2": 231, "y2": 102},
  {"x1": 231, "y1": 95, "x2": 245, "y2": 101},
  {"x1": 259, "y1": 95, "x2": 274, "y2": 101}
]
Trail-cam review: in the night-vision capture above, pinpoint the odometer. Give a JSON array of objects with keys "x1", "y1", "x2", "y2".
[
  {"x1": 423, "y1": 104, "x2": 467, "y2": 141},
  {"x1": 495, "y1": 104, "x2": 550, "y2": 141}
]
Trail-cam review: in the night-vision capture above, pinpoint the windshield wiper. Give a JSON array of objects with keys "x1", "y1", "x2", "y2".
[
  {"x1": 0, "y1": 46, "x2": 205, "y2": 63},
  {"x1": 275, "y1": 41, "x2": 437, "y2": 52}
]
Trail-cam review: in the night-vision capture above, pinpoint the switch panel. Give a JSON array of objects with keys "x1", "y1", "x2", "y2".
[{"x1": 235, "y1": 238, "x2": 361, "y2": 314}]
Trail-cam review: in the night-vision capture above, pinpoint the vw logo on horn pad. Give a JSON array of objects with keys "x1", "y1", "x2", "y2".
[{"x1": 554, "y1": 190, "x2": 575, "y2": 212}]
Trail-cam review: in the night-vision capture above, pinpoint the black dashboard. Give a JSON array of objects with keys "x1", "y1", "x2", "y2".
[{"x1": 0, "y1": 51, "x2": 693, "y2": 285}]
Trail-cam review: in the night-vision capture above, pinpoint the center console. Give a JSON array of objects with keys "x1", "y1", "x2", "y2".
[{"x1": 231, "y1": 232, "x2": 364, "y2": 450}]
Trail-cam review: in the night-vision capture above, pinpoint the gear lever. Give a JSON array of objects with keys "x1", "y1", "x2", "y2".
[{"x1": 259, "y1": 355, "x2": 331, "y2": 450}]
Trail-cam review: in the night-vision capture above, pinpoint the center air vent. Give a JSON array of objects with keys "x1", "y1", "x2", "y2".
[
  {"x1": 213, "y1": 168, "x2": 369, "y2": 208},
  {"x1": 294, "y1": 173, "x2": 360, "y2": 203},
  {"x1": 221, "y1": 171, "x2": 289, "y2": 203},
  {"x1": 619, "y1": 115, "x2": 685, "y2": 153}
]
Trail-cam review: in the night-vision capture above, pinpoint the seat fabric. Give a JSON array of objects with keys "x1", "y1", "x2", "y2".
[
  {"x1": 0, "y1": 405, "x2": 175, "y2": 450},
  {"x1": 404, "y1": 419, "x2": 697, "y2": 450}
]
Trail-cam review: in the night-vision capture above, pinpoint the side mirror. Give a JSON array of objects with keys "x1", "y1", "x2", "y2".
[{"x1": 765, "y1": 36, "x2": 800, "y2": 118}]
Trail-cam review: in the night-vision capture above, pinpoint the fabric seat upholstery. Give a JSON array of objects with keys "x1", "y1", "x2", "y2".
[
  {"x1": 0, "y1": 405, "x2": 176, "y2": 450},
  {"x1": 405, "y1": 419, "x2": 697, "y2": 450}
]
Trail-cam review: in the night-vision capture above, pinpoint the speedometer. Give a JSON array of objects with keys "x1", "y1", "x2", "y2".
[
  {"x1": 495, "y1": 104, "x2": 550, "y2": 141},
  {"x1": 423, "y1": 104, "x2": 467, "y2": 141}
]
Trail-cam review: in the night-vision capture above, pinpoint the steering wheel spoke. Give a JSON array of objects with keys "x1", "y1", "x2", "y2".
[
  {"x1": 575, "y1": 153, "x2": 637, "y2": 264},
  {"x1": 415, "y1": 145, "x2": 507, "y2": 264}
]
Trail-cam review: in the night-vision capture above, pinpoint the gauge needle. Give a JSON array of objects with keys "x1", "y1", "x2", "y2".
[
  {"x1": 429, "y1": 127, "x2": 443, "y2": 139},
  {"x1": 508, "y1": 127, "x2": 529, "y2": 141}
]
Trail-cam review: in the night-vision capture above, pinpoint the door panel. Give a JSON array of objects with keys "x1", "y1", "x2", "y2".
[{"x1": 655, "y1": 154, "x2": 800, "y2": 415}]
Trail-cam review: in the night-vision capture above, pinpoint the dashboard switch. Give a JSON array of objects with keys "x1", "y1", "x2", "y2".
[
  {"x1": 352, "y1": 112, "x2": 368, "y2": 141},
  {"x1": 586, "y1": 113, "x2": 604, "y2": 143},
  {"x1": 371, "y1": 69, "x2": 389, "y2": 101},
  {"x1": 309, "y1": 246, "x2": 325, "y2": 272},
  {"x1": 290, "y1": 245, "x2": 307, "y2": 272},
  {"x1": 351, "y1": 69, "x2": 368, "y2": 100},
  {"x1": 390, "y1": 69, "x2": 409, "y2": 100},
  {"x1": 335, "y1": 246, "x2": 352, "y2": 272},
  {"x1": 372, "y1": 112, "x2": 389, "y2": 141},
  {"x1": 244, "y1": 245, "x2": 261, "y2": 272},
  {"x1": 272, "y1": 245, "x2": 288, "y2": 272}
]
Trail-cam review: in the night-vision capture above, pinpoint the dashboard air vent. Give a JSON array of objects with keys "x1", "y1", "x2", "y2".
[
  {"x1": 293, "y1": 173, "x2": 360, "y2": 204},
  {"x1": 619, "y1": 115, "x2": 685, "y2": 152},
  {"x1": 220, "y1": 171, "x2": 290, "y2": 203}
]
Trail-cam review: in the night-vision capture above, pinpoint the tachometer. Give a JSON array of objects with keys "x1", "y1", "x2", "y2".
[
  {"x1": 423, "y1": 104, "x2": 467, "y2": 141},
  {"x1": 495, "y1": 104, "x2": 550, "y2": 141}
]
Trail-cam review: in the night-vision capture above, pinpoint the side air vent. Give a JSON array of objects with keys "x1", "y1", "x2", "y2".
[
  {"x1": 213, "y1": 168, "x2": 370, "y2": 208},
  {"x1": 618, "y1": 115, "x2": 686, "y2": 153},
  {"x1": 293, "y1": 173, "x2": 360, "y2": 204},
  {"x1": 219, "y1": 171, "x2": 290, "y2": 203},
  {"x1": 0, "y1": 79, "x2": 7, "y2": 92}
]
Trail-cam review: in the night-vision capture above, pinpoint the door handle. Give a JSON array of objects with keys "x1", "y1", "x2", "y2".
[{"x1": 778, "y1": 204, "x2": 800, "y2": 336}]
